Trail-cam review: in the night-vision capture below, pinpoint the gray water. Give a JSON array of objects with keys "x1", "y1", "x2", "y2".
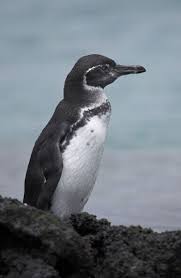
[{"x1": 1, "y1": 0, "x2": 181, "y2": 231}]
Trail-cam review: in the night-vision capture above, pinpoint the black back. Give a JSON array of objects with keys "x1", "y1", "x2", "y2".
[{"x1": 23, "y1": 100, "x2": 79, "y2": 208}]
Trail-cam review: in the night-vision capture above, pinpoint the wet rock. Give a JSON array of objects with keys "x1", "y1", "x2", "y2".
[
  {"x1": 0, "y1": 196, "x2": 93, "y2": 278},
  {"x1": 0, "y1": 195, "x2": 181, "y2": 277}
]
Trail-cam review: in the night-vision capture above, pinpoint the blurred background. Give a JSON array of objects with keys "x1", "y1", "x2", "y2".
[{"x1": 0, "y1": 0, "x2": 181, "y2": 231}]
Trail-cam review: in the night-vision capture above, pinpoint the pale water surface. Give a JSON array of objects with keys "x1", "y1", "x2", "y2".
[{"x1": 0, "y1": 0, "x2": 181, "y2": 231}]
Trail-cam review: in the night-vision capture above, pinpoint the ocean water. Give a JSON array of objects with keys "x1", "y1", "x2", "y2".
[{"x1": 0, "y1": 0, "x2": 181, "y2": 231}]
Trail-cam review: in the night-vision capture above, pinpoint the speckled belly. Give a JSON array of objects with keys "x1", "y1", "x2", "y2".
[{"x1": 51, "y1": 113, "x2": 110, "y2": 218}]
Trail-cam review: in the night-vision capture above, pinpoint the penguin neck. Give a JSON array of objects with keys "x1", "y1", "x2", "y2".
[{"x1": 64, "y1": 79, "x2": 108, "y2": 108}]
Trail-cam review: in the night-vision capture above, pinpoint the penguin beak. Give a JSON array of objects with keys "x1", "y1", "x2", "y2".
[{"x1": 113, "y1": 64, "x2": 146, "y2": 76}]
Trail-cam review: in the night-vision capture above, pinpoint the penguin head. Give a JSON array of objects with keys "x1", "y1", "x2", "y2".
[{"x1": 64, "y1": 54, "x2": 146, "y2": 103}]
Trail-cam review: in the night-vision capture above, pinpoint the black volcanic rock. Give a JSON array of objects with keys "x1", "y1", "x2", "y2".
[
  {"x1": 0, "y1": 196, "x2": 92, "y2": 278},
  {"x1": 0, "y1": 195, "x2": 181, "y2": 278}
]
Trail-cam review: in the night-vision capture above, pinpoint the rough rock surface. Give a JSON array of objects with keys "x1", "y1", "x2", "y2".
[{"x1": 0, "y1": 196, "x2": 181, "y2": 278}]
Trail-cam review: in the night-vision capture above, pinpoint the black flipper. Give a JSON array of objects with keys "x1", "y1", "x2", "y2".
[{"x1": 23, "y1": 121, "x2": 71, "y2": 210}]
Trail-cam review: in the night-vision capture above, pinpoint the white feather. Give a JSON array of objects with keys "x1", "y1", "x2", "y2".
[{"x1": 51, "y1": 103, "x2": 111, "y2": 218}]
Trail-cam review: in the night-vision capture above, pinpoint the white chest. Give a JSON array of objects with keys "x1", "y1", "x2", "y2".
[{"x1": 51, "y1": 110, "x2": 111, "y2": 218}]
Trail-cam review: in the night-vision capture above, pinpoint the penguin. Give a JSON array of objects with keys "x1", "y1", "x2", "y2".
[{"x1": 23, "y1": 54, "x2": 146, "y2": 218}]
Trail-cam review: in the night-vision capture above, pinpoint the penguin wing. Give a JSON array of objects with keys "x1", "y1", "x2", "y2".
[{"x1": 24, "y1": 121, "x2": 71, "y2": 210}]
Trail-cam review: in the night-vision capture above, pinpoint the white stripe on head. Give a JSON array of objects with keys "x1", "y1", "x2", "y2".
[
  {"x1": 83, "y1": 65, "x2": 103, "y2": 92},
  {"x1": 80, "y1": 65, "x2": 109, "y2": 116}
]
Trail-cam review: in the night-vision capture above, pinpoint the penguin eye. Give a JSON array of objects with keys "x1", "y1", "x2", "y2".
[{"x1": 101, "y1": 64, "x2": 110, "y2": 72}]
